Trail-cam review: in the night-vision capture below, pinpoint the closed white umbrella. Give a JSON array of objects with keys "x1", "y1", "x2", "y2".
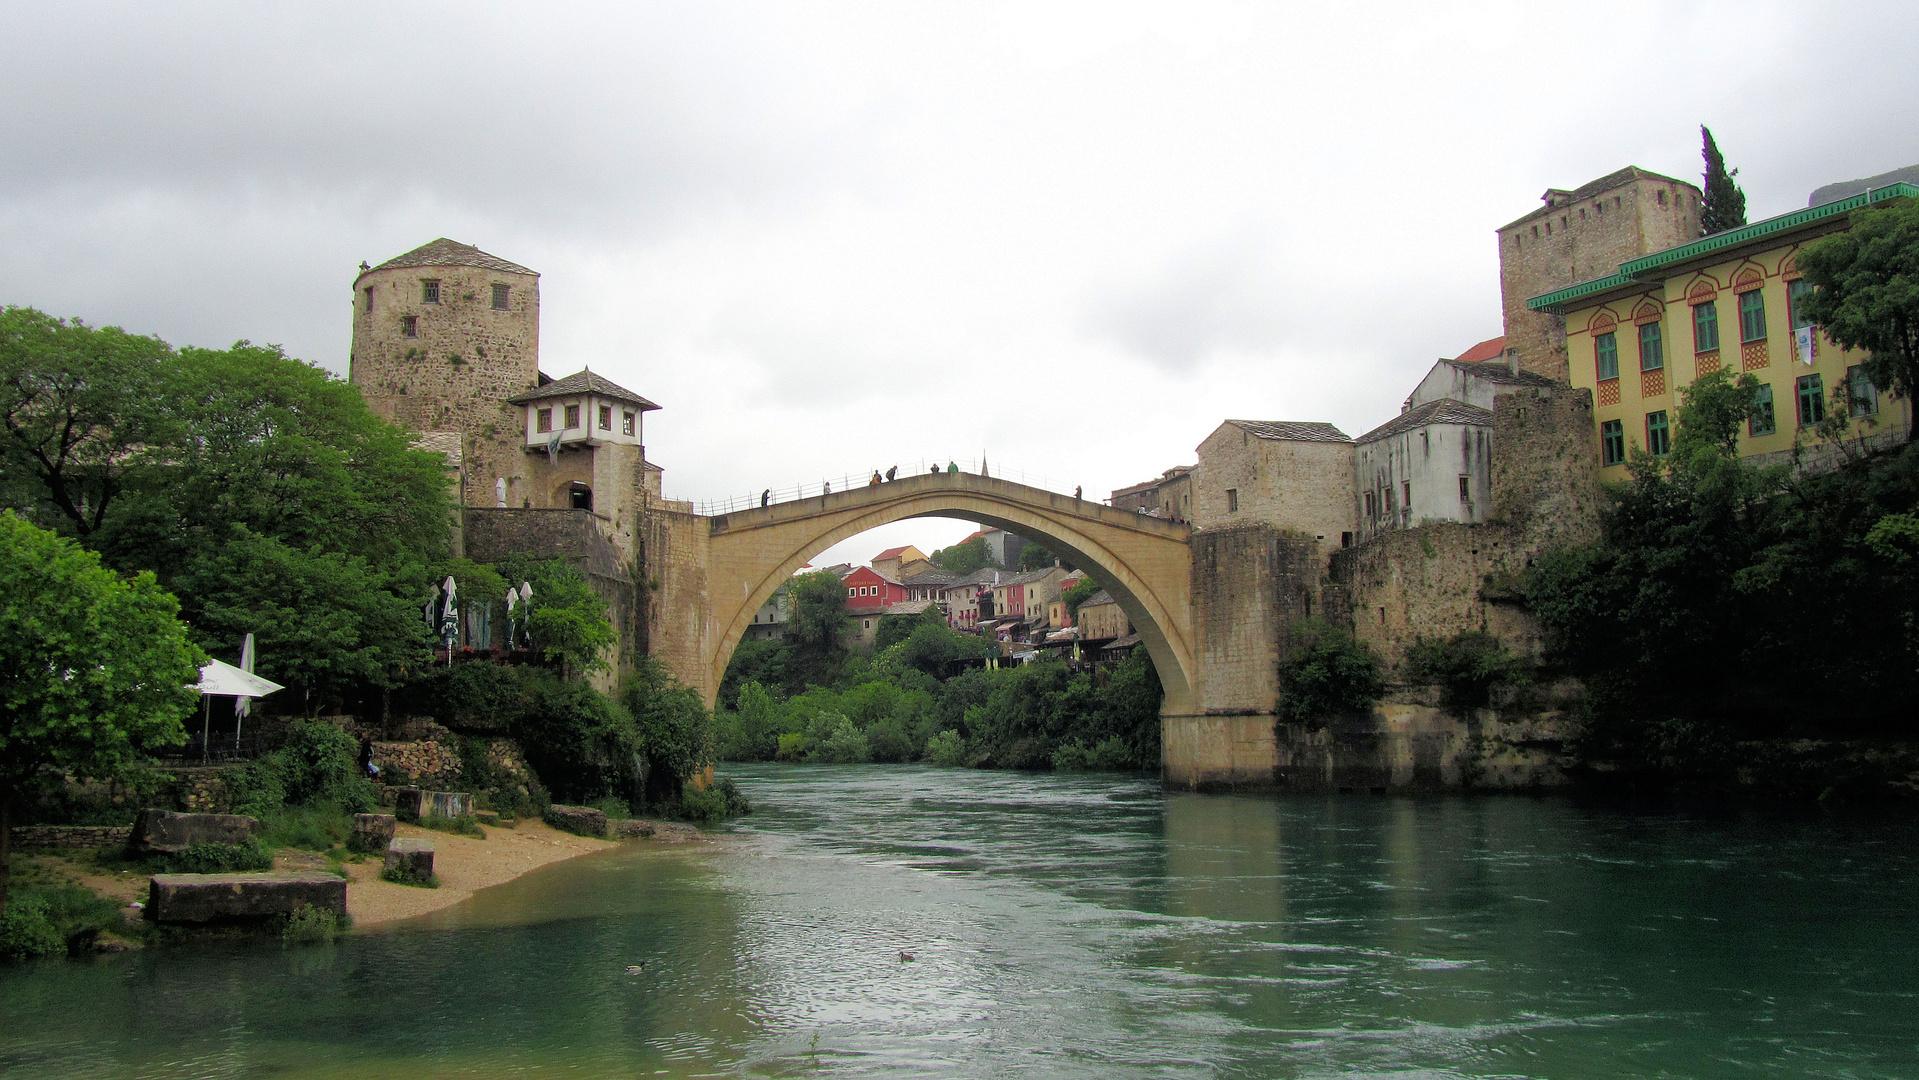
[{"x1": 193, "y1": 658, "x2": 283, "y2": 760}]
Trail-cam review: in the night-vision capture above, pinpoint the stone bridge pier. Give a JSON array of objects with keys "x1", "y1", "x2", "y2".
[{"x1": 642, "y1": 472, "x2": 1292, "y2": 790}]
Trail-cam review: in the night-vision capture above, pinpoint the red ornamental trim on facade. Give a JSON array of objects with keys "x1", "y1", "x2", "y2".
[
  {"x1": 1598, "y1": 378, "x2": 1621, "y2": 407},
  {"x1": 1743, "y1": 341, "x2": 1770, "y2": 370},
  {"x1": 1641, "y1": 369, "x2": 1666, "y2": 398},
  {"x1": 1695, "y1": 351, "x2": 1721, "y2": 375}
]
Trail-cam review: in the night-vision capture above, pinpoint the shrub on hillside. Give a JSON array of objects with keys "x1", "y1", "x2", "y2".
[
  {"x1": 1406, "y1": 631, "x2": 1531, "y2": 713},
  {"x1": 1276, "y1": 619, "x2": 1384, "y2": 727}
]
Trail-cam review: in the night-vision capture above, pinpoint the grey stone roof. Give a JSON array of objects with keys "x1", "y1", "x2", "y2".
[
  {"x1": 508, "y1": 369, "x2": 660, "y2": 410},
  {"x1": 1226, "y1": 420, "x2": 1352, "y2": 444},
  {"x1": 1444, "y1": 359, "x2": 1562, "y2": 388},
  {"x1": 365, "y1": 238, "x2": 537, "y2": 277},
  {"x1": 1078, "y1": 589, "x2": 1115, "y2": 607},
  {"x1": 1500, "y1": 166, "x2": 1691, "y2": 230},
  {"x1": 1810, "y1": 163, "x2": 1919, "y2": 206},
  {"x1": 902, "y1": 569, "x2": 960, "y2": 587},
  {"x1": 1357, "y1": 398, "x2": 1493, "y2": 444}
]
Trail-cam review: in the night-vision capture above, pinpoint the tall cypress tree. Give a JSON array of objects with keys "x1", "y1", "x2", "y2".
[{"x1": 1700, "y1": 125, "x2": 1748, "y2": 235}]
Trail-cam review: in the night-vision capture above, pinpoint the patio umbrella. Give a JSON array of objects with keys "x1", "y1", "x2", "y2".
[
  {"x1": 233, "y1": 632, "x2": 255, "y2": 750},
  {"x1": 193, "y1": 658, "x2": 284, "y2": 759}
]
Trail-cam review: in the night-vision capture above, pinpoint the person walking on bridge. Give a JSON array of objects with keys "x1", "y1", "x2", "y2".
[
  {"x1": 761, "y1": 489, "x2": 770, "y2": 508},
  {"x1": 869, "y1": 470, "x2": 883, "y2": 486},
  {"x1": 886, "y1": 465, "x2": 897, "y2": 481},
  {"x1": 947, "y1": 461, "x2": 959, "y2": 474},
  {"x1": 930, "y1": 464, "x2": 940, "y2": 475}
]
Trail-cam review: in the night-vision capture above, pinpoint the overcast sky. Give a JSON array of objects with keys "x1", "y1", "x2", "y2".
[{"x1": 4, "y1": 1, "x2": 1914, "y2": 568}]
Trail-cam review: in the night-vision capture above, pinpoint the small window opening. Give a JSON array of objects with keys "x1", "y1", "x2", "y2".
[
  {"x1": 492, "y1": 283, "x2": 510, "y2": 310},
  {"x1": 564, "y1": 404, "x2": 580, "y2": 429},
  {"x1": 401, "y1": 315, "x2": 417, "y2": 338},
  {"x1": 1226, "y1": 488, "x2": 1239, "y2": 512},
  {"x1": 598, "y1": 405, "x2": 613, "y2": 430},
  {"x1": 364, "y1": 287, "x2": 374, "y2": 313},
  {"x1": 622, "y1": 411, "x2": 635, "y2": 436},
  {"x1": 1459, "y1": 476, "x2": 1470, "y2": 501},
  {"x1": 536, "y1": 408, "x2": 552, "y2": 433},
  {"x1": 422, "y1": 279, "x2": 441, "y2": 304},
  {"x1": 569, "y1": 482, "x2": 592, "y2": 511}
]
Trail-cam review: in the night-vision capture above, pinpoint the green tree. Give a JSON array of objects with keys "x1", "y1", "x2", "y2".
[
  {"x1": 1019, "y1": 539, "x2": 1075, "y2": 571},
  {"x1": 0, "y1": 512, "x2": 204, "y2": 915},
  {"x1": 785, "y1": 569, "x2": 851, "y2": 684},
  {"x1": 1700, "y1": 125, "x2": 1748, "y2": 235},
  {"x1": 875, "y1": 604, "x2": 947, "y2": 651},
  {"x1": 497, "y1": 555, "x2": 617, "y2": 676},
  {"x1": 1796, "y1": 196, "x2": 1919, "y2": 441},
  {"x1": 1063, "y1": 577, "x2": 1104, "y2": 620},
  {"x1": 1406, "y1": 631, "x2": 1529, "y2": 713},
  {"x1": 0, "y1": 308, "x2": 175, "y2": 538},
  {"x1": 179, "y1": 526, "x2": 432, "y2": 712},
  {"x1": 1275, "y1": 619, "x2": 1384, "y2": 726},
  {"x1": 621, "y1": 658, "x2": 715, "y2": 807},
  {"x1": 930, "y1": 535, "x2": 993, "y2": 574}
]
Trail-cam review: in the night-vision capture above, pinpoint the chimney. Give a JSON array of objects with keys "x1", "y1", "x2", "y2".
[{"x1": 1507, "y1": 347, "x2": 1520, "y2": 375}]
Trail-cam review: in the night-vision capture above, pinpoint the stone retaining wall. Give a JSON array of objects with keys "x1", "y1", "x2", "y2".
[
  {"x1": 10, "y1": 825, "x2": 132, "y2": 849},
  {"x1": 371, "y1": 740, "x2": 464, "y2": 783}
]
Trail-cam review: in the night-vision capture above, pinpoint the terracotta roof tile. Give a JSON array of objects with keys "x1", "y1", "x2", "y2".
[{"x1": 1452, "y1": 337, "x2": 1506, "y2": 365}]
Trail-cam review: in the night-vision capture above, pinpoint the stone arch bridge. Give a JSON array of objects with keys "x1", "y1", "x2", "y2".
[{"x1": 643, "y1": 471, "x2": 1284, "y2": 788}]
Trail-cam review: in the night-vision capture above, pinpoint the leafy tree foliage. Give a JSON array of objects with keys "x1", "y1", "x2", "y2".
[
  {"x1": 0, "y1": 512, "x2": 203, "y2": 915},
  {"x1": 496, "y1": 554, "x2": 617, "y2": 676},
  {"x1": 1019, "y1": 539, "x2": 1075, "y2": 571},
  {"x1": 1523, "y1": 368, "x2": 1919, "y2": 771},
  {"x1": 1797, "y1": 196, "x2": 1919, "y2": 440},
  {"x1": 930, "y1": 535, "x2": 994, "y2": 574},
  {"x1": 180, "y1": 526, "x2": 432, "y2": 710},
  {"x1": 1406, "y1": 631, "x2": 1530, "y2": 713},
  {"x1": 1275, "y1": 619, "x2": 1385, "y2": 726},
  {"x1": 875, "y1": 604, "x2": 947, "y2": 651},
  {"x1": 1063, "y1": 577, "x2": 1104, "y2": 620},
  {"x1": 1700, "y1": 125, "x2": 1747, "y2": 235},
  {"x1": 784, "y1": 569, "x2": 851, "y2": 682}
]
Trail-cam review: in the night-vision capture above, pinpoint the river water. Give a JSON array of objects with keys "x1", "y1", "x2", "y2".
[{"x1": 4, "y1": 764, "x2": 1918, "y2": 1079}]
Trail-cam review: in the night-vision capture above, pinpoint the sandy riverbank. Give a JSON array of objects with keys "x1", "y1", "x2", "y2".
[{"x1": 346, "y1": 819, "x2": 658, "y2": 928}]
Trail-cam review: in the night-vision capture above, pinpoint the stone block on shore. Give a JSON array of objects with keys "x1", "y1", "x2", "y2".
[
  {"x1": 385, "y1": 787, "x2": 475, "y2": 822},
  {"x1": 131, "y1": 809, "x2": 262, "y2": 855},
  {"x1": 545, "y1": 805, "x2": 608, "y2": 838},
  {"x1": 384, "y1": 837, "x2": 435, "y2": 879},
  {"x1": 147, "y1": 872, "x2": 346, "y2": 924},
  {"x1": 10, "y1": 825, "x2": 132, "y2": 850},
  {"x1": 613, "y1": 819, "x2": 703, "y2": 843},
  {"x1": 350, "y1": 814, "x2": 396, "y2": 853}
]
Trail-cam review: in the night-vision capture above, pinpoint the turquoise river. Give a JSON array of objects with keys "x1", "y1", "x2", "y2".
[{"x1": 4, "y1": 764, "x2": 1918, "y2": 1078}]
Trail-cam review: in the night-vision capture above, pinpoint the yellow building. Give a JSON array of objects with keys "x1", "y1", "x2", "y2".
[{"x1": 1529, "y1": 184, "x2": 1916, "y2": 479}]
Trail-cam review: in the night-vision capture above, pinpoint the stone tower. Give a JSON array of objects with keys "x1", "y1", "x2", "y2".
[
  {"x1": 349, "y1": 238, "x2": 542, "y2": 508},
  {"x1": 1497, "y1": 167, "x2": 1702, "y2": 382}
]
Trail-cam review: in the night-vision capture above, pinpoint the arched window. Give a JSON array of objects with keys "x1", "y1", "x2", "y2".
[{"x1": 569, "y1": 482, "x2": 592, "y2": 511}]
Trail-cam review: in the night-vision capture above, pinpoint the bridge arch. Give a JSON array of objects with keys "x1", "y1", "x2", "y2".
[{"x1": 699, "y1": 472, "x2": 1196, "y2": 719}]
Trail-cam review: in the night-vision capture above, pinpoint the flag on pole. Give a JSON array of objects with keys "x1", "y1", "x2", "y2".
[
  {"x1": 1796, "y1": 325, "x2": 1817, "y2": 366},
  {"x1": 440, "y1": 575, "x2": 459, "y2": 644}
]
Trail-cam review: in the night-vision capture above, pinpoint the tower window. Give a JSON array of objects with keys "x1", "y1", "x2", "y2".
[
  {"x1": 536, "y1": 408, "x2": 552, "y2": 433},
  {"x1": 365, "y1": 287, "x2": 374, "y2": 313},
  {"x1": 422, "y1": 279, "x2": 441, "y2": 304},
  {"x1": 622, "y1": 411, "x2": 635, "y2": 436},
  {"x1": 564, "y1": 404, "x2": 580, "y2": 429},
  {"x1": 401, "y1": 315, "x2": 418, "y2": 338},
  {"x1": 492, "y1": 283, "x2": 510, "y2": 310},
  {"x1": 598, "y1": 404, "x2": 613, "y2": 430},
  {"x1": 1226, "y1": 488, "x2": 1238, "y2": 512},
  {"x1": 1458, "y1": 476, "x2": 1470, "y2": 501}
]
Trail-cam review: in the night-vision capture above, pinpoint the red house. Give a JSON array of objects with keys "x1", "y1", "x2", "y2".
[{"x1": 842, "y1": 566, "x2": 909, "y2": 611}]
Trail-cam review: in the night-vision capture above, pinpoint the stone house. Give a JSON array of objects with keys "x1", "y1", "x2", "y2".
[
  {"x1": 871, "y1": 545, "x2": 929, "y2": 580},
  {"x1": 1193, "y1": 420, "x2": 1356, "y2": 559},
  {"x1": 1353, "y1": 399, "x2": 1495, "y2": 543},
  {"x1": 1110, "y1": 465, "x2": 1194, "y2": 521},
  {"x1": 1532, "y1": 178, "x2": 1918, "y2": 482},
  {"x1": 1074, "y1": 590, "x2": 1129, "y2": 643}
]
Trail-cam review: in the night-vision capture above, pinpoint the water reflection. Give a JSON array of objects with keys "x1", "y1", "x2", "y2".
[{"x1": 4, "y1": 767, "x2": 1918, "y2": 1079}]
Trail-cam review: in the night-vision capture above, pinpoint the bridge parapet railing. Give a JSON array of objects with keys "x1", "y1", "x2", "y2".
[{"x1": 690, "y1": 458, "x2": 1072, "y2": 516}]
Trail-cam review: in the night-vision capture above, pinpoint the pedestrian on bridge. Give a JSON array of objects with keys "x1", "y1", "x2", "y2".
[
  {"x1": 761, "y1": 489, "x2": 770, "y2": 508},
  {"x1": 823, "y1": 480, "x2": 831, "y2": 495},
  {"x1": 947, "y1": 461, "x2": 958, "y2": 474},
  {"x1": 886, "y1": 465, "x2": 897, "y2": 481},
  {"x1": 869, "y1": 470, "x2": 883, "y2": 486},
  {"x1": 930, "y1": 464, "x2": 940, "y2": 475}
]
